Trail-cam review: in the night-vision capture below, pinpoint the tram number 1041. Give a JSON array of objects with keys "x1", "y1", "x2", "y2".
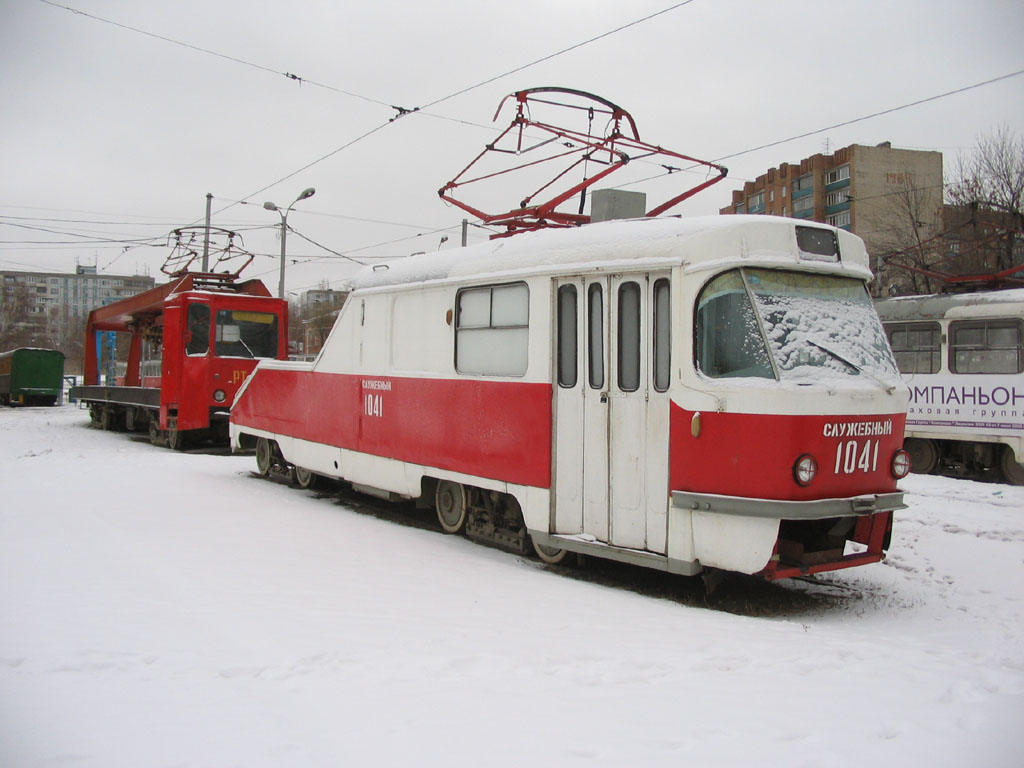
[
  {"x1": 834, "y1": 439, "x2": 880, "y2": 475},
  {"x1": 364, "y1": 392, "x2": 384, "y2": 419}
]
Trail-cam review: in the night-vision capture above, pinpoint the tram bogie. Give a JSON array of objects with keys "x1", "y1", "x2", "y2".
[{"x1": 232, "y1": 216, "x2": 910, "y2": 580}]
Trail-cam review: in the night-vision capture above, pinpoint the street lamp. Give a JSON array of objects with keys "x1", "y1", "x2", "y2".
[{"x1": 264, "y1": 187, "x2": 316, "y2": 298}]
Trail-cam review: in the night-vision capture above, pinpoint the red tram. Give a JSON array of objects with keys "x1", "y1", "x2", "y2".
[
  {"x1": 73, "y1": 272, "x2": 288, "y2": 449},
  {"x1": 230, "y1": 216, "x2": 911, "y2": 580}
]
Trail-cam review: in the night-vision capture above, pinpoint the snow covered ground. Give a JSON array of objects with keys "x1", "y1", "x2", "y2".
[{"x1": 1, "y1": 405, "x2": 1022, "y2": 767}]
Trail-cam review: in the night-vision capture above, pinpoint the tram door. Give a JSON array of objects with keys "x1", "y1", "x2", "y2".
[{"x1": 553, "y1": 273, "x2": 671, "y2": 553}]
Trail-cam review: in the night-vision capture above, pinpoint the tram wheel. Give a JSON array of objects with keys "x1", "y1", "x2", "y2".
[
  {"x1": 435, "y1": 480, "x2": 467, "y2": 534},
  {"x1": 904, "y1": 438, "x2": 938, "y2": 475},
  {"x1": 255, "y1": 438, "x2": 273, "y2": 476},
  {"x1": 532, "y1": 539, "x2": 570, "y2": 565},
  {"x1": 167, "y1": 427, "x2": 189, "y2": 452},
  {"x1": 294, "y1": 466, "x2": 317, "y2": 489},
  {"x1": 148, "y1": 419, "x2": 162, "y2": 446},
  {"x1": 1000, "y1": 446, "x2": 1024, "y2": 486}
]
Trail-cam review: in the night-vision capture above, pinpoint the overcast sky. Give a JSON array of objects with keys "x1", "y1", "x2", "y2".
[{"x1": 2, "y1": 0, "x2": 1022, "y2": 295}]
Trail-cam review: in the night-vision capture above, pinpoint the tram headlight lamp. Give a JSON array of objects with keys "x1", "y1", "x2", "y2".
[
  {"x1": 213, "y1": 389, "x2": 227, "y2": 403},
  {"x1": 891, "y1": 449, "x2": 911, "y2": 479},
  {"x1": 793, "y1": 454, "x2": 818, "y2": 487}
]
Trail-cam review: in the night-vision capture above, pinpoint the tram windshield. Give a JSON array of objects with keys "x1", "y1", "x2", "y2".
[
  {"x1": 696, "y1": 268, "x2": 899, "y2": 384},
  {"x1": 214, "y1": 310, "x2": 279, "y2": 359}
]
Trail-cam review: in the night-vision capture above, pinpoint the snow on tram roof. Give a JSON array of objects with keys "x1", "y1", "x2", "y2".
[
  {"x1": 353, "y1": 215, "x2": 871, "y2": 291},
  {"x1": 875, "y1": 288, "x2": 1024, "y2": 321}
]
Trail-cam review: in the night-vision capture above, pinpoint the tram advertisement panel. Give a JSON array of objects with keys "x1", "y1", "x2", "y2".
[{"x1": 904, "y1": 373, "x2": 1024, "y2": 434}]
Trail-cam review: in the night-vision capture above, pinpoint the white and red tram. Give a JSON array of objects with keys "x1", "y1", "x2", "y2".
[
  {"x1": 876, "y1": 289, "x2": 1024, "y2": 484},
  {"x1": 230, "y1": 216, "x2": 911, "y2": 580}
]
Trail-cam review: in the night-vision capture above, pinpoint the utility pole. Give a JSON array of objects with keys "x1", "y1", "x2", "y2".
[
  {"x1": 202, "y1": 193, "x2": 212, "y2": 272},
  {"x1": 461, "y1": 218, "x2": 468, "y2": 247}
]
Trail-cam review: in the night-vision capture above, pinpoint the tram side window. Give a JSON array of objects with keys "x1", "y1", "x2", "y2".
[
  {"x1": 456, "y1": 283, "x2": 529, "y2": 376},
  {"x1": 185, "y1": 303, "x2": 210, "y2": 356},
  {"x1": 557, "y1": 285, "x2": 577, "y2": 388},
  {"x1": 695, "y1": 271, "x2": 773, "y2": 379},
  {"x1": 653, "y1": 278, "x2": 670, "y2": 391},
  {"x1": 588, "y1": 283, "x2": 604, "y2": 389},
  {"x1": 885, "y1": 322, "x2": 941, "y2": 374},
  {"x1": 215, "y1": 310, "x2": 279, "y2": 359},
  {"x1": 618, "y1": 282, "x2": 641, "y2": 392},
  {"x1": 949, "y1": 320, "x2": 1023, "y2": 374}
]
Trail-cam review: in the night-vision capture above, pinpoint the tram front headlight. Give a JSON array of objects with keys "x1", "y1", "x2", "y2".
[
  {"x1": 793, "y1": 454, "x2": 818, "y2": 487},
  {"x1": 213, "y1": 389, "x2": 227, "y2": 403},
  {"x1": 891, "y1": 449, "x2": 911, "y2": 479}
]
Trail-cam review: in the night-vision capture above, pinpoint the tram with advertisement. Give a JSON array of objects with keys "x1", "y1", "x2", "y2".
[
  {"x1": 230, "y1": 215, "x2": 911, "y2": 581},
  {"x1": 876, "y1": 289, "x2": 1024, "y2": 484},
  {"x1": 71, "y1": 234, "x2": 289, "y2": 449}
]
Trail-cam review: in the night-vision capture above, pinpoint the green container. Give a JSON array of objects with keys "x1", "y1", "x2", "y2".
[{"x1": 0, "y1": 348, "x2": 66, "y2": 406}]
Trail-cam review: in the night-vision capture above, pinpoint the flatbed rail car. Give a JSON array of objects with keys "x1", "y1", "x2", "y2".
[
  {"x1": 0, "y1": 347, "x2": 65, "y2": 406},
  {"x1": 876, "y1": 289, "x2": 1024, "y2": 484},
  {"x1": 72, "y1": 273, "x2": 288, "y2": 449},
  {"x1": 231, "y1": 216, "x2": 911, "y2": 580}
]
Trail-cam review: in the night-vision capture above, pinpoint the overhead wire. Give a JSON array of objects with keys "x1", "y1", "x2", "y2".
[
  {"x1": 28, "y1": 1, "x2": 1024, "y2": 284},
  {"x1": 0, "y1": 220, "x2": 167, "y2": 246},
  {"x1": 225, "y1": 197, "x2": 440, "y2": 232},
  {"x1": 35, "y1": 0, "x2": 392, "y2": 110},
  {"x1": 713, "y1": 68, "x2": 1024, "y2": 164},
  {"x1": 206, "y1": 1, "x2": 702, "y2": 220},
  {"x1": 611, "y1": 67, "x2": 1024, "y2": 192},
  {"x1": 33, "y1": 0, "x2": 706, "y2": 274},
  {"x1": 417, "y1": 1, "x2": 697, "y2": 111}
]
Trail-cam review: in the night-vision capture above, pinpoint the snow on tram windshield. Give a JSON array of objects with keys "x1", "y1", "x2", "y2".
[{"x1": 696, "y1": 268, "x2": 899, "y2": 384}]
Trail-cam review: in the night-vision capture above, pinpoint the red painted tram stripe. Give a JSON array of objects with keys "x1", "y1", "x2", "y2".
[{"x1": 232, "y1": 369, "x2": 553, "y2": 488}]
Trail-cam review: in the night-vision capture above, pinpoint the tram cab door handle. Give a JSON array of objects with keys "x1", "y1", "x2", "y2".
[{"x1": 600, "y1": 392, "x2": 608, "y2": 404}]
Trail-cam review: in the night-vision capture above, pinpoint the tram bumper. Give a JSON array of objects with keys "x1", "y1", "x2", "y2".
[
  {"x1": 671, "y1": 490, "x2": 905, "y2": 519},
  {"x1": 670, "y1": 490, "x2": 905, "y2": 580}
]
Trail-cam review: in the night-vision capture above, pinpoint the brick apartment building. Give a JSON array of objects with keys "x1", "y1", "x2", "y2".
[{"x1": 719, "y1": 142, "x2": 944, "y2": 283}]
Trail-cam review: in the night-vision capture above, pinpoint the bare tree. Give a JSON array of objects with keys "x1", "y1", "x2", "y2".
[
  {"x1": 0, "y1": 282, "x2": 41, "y2": 349},
  {"x1": 871, "y1": 174, "x2": 945, "y2": 296},
  {"x1": 288, "y1": 301, "x2": 303, "y2": 355},
  {"x1": 948, "y1": 125, "x2": 1024, "y2": 274},
  {"x1": 54, "y1": 313, "x2": 87, "y2": 375}
]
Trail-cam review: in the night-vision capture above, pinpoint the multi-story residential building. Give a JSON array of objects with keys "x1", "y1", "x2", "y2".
[
  {"x1": 299, "y1": 286, "x2": 348, "y2": 314},
  {"x1": 295, "y1": 286, "x2": 349, "y2": 356},
  {"x1": 719, "y1": 143, "x2": 944, "y2": 288},
  {"x1": 1, "y1": 265, "x2": 155, "y2": 358}
]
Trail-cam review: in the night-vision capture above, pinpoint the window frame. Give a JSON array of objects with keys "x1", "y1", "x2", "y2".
[
  {"x1": 214, "y1": 308, "x2": 280, "y2": 359},
  {"x1": 826, "y1": 211, "x2": 851, "y2": 228},
  {"x1": 949, "y1": 319, "x2": 1023, "y2": 374},
  {"x1": 826, "y1": 165, "x2": 850, "y2": 184},
  {"x1": 185, "y1": 302, "x2": 211, "y2": 357},
  {"x1": 617, "y1": 281, "x2": 642, "y2": 392},
  {"x1": 454, "y1": 282, "x2": 530, "y2": 377},
  {"x1": 557, "y1": 284, "x2": 578, "y2": 388},
  {"x1": 885, "y1": 321, "x2": 942, "y2": 374},
  {"x1": 653, "y1": 278, "x2": 671, "y2": 392},
  {"x1": 588, "y1": 282, "x2": 605, "y2": 389},
  {"x1": 792, "y1": 173, "x2": 814, "y2": 194},
  {"x1": 793, "y1": 195, "x2": 815, "y2": 213}
]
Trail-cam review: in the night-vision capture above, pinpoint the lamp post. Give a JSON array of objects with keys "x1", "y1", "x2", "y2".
[{"x1": 264, "y1": 187, "x2": 316, "y2": 298}]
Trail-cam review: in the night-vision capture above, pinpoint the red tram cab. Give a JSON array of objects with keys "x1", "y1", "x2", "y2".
[
  {"x1": 74, "y1": 273, "x2": 289, "y2": 449},
  {"x1": 231, "y1": 216, "x2": 910, "y2": 580}
]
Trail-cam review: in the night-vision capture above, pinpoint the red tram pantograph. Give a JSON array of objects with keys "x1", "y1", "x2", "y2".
[{"x1": 438, "y1": 87, "x2": 729, "y2": 237}]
